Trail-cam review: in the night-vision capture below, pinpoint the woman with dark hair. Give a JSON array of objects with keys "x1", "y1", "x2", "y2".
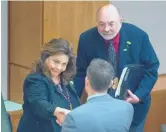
[{"x1": 17, "y1": 38, "x2": 80, "y2": 132}]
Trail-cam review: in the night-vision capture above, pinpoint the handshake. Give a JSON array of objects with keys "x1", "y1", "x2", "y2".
[{"x1": 54, "y1": 107, "x2": 71, "y2": 126}]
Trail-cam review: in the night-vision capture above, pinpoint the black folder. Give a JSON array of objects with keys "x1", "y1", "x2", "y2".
[{"x1": 115, "y1": 64, "x2": 145, "y2": 100}]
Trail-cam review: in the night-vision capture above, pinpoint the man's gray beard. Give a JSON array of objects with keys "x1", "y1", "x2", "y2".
[{"x1": 99, "y1": 24, "x2": 122, "y2": 40}]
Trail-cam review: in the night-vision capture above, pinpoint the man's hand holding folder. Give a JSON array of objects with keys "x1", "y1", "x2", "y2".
[
  {"x1": 126, "y1": 90, "x2": 140, "y2": 104},
  {"x1": 115, "y1": 64, "x2": 145, "y2": 102}
]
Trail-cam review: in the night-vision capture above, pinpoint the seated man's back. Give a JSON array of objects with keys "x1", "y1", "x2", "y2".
[
  {"x1": 62, "y1": 59, "x2": 133, "y2": 132},
  {"x1": 62, "y1": 94, "x2": 133, "y2": 132}
]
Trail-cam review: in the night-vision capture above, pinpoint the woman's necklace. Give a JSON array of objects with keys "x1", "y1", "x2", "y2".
[
  {"x1": 52, "y1": 76, "x2": 72, "y2": 110},
  {"x1": 57, "y1": 84, "x2": 72, "y2": 110}
]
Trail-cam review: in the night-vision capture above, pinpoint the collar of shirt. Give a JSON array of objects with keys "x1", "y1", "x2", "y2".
[
  {"x1": 87, "y1": 92, "x2": 107, "y2": 101},
  {"x1": 104, "y1": 32, "x2": 120, "y2": 53}
]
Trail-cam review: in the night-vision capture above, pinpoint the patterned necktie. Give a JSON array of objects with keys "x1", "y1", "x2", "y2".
[{"x1": 108, "y1": 40, "x2": 117, "y2": 76}]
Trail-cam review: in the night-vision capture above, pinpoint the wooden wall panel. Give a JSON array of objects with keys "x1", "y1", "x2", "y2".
[
  {"x1": 9, "y1": 1, "x2": 43, "y2": 68},
  {"x1": 145, "y1": 90, "x2": 166, "y2": 132},
  {"x1": 9, "y1": 64, "x2": 30, "y2": 103},
  {"x1": 145, "y1": 75, "x2": 166, "y2": 132},
  {"x1": 8, "y1": 110, "x2": 23, "y2": 132},
  {"x1": 8, "y1": 0, "x2": 109, "y2": 104},
  {"x1": 43, "y1": 1, "x2": 108, "y2": 53}
]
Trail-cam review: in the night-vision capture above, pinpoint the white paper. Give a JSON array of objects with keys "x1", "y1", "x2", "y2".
[{"x1": 4, "y1": 100, "x2": 22, "y2": 112}]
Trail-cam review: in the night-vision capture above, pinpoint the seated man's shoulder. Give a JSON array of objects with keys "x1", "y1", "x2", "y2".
[
  {"x1": 69, "y1": 103, "x2": 92, "y2": 118},
  {"x1": 112, "y1": 98, "x2": 133, "y2": 110}
]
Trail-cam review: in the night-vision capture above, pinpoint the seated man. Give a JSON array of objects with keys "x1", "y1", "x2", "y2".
[{"x1": 61, "y1": 59, "x2": 134, "y2": 132}]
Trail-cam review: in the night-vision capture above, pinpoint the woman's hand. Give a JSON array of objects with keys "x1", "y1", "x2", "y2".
[{"x1": 54, "y1": 107, "x2": 71, "y2": 126}]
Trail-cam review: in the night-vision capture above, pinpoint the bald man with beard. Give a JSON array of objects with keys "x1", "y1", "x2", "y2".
[{"x1": 74, "y1": 4, "x2": 159, "y2": 132}]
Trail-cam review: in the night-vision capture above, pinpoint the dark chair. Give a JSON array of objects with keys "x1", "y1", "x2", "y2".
[
  {"x1": 161, "y1": 124, "x2": 166, "y2": 132},
  {"x1": 1, "y1": 94, "x2": 12, "y2": 132}
]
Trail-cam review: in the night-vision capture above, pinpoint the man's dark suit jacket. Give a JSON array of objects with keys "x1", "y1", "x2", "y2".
[{"x1": 74, "y1": 23, "x2": 159, "y2": 125}]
